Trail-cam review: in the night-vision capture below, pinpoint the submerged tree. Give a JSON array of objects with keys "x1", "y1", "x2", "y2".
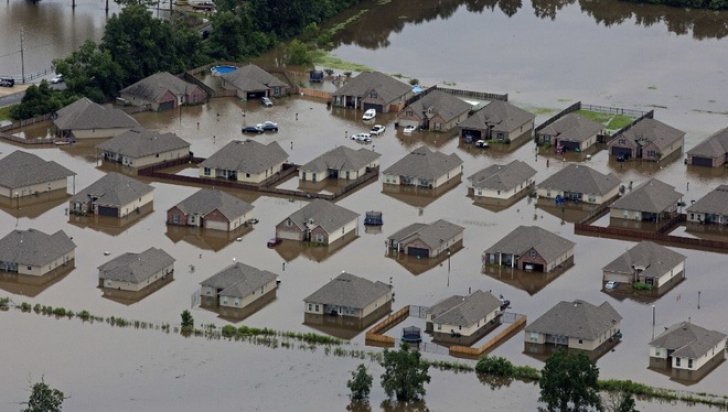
[
  {"x1": 180, "y1": 310, "x2": 194, "y2": 333},
  {"x1": 23, "y1": 379, "x2": 64, "y2": 412},
  {"x1": 539, "y1": 350, "x2": 601, "y2": 412},
  {"x1": 347, "y1": 364, "x2": 373, "y2": 401},
  {"x1": 380, "y1": 342, "x2": 430, "y2": 403}
]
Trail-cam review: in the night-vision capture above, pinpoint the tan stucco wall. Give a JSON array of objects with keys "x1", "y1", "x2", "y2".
[
  {"x1": 72, "y1": 127, "x2": 132, "y2": 139},
  {"x1": 123, "y1": 147, "x2": 189, "y2": 168},
  {"x1": 537, "y1": 185, "x2": 619, "y2": 205},
  {"x1": 325, "y1": 218, "x2": 358, "y2": 244},
  {"x1": 116, "y1": 191, "x2": 154, "y2": 218},
  {"x1": 219, "y1": 279, "x2": 278, "y2": 309},
  {"x1": 19, "y1": 250, "x2": 75, "y2": 276},
  {"x1": 2, "y1": 178, "x2": 68, "y2": 198},
  {"x1": 199, "y1": 161, "x2": 284, "y2": 184},
  {"x1": 433, "y1": 308, "x2": 499, "y2": 337},
  {"x1": 472, "y1": 176, "x2": 535, "y2": 200},
  {"x1": 101, "y1": 264, "x2": 173, "y2": 292}
]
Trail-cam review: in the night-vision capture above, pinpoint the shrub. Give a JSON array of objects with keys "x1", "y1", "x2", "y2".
[
  {"x1": 52, "y1": 307, "x2": 66, "y2": 317},
  {"x1": 33, "y1": 304, "x2": 42, "y2": 314},
  {"x1": 476, "y1": 356, "x2": 515, "y2": 377},
  {"x1": 76, "y1": 310, "x2": 91, "y2": 321},
  {"x1": 409, "y1": 78, "x2": 419, "y2": 86},
  {"x1": 633, "y1": 282, "x2": 652, "y2": 291},
  {"x1": 222, "y1": 325, "x2": 236, "y2": 338},
  {"x1": 20, "y1": 302, "x2": 32, "y2": 312}
]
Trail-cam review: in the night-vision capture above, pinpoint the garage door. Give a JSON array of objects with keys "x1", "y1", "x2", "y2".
[
  {"x1": 158, "y1": 100, "x2": 175, "y2": 111},
  {"x1": 691, "y1": 156, "x2": 713, "y2": 167},
  {"x1": 363, "y1": 103, "x2": 383, "y2": 113},
  {"x1": 461, "y1": 129, "x2": 482, "y2": 143},
  {"x1": 611, "y1": 146, "x2": 632, "y2": 159},
  {"x1": 560, "y1": 140, "x2": 581, "y2": 152},
  {"x1": 522, "y1": 262, "x2": 544, "y2": 272},
  {"x1": 277, "y1": 228, "x2": 303, "y2": 241},
  {"x1": 205, "y1": 219, "x2": 229, "y2": 231},
  {"x1": 247, "y1": 91, "x2": 266, "y2": 100},
  {"x1": 98, "y1": 206, "x2": 119, "y2": 217},
  {"x1": 407, "y1": 247, "x2": 430, "y2": 258}
]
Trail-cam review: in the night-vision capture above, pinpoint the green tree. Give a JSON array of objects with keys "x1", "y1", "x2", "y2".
[
  {"x1": 609, "y1": 392, "x2": 638, "y2": 412},
  {"x1": 347, "y1": 364, "x2": 373, "y2": 401},
  {"x1": 23, "y1": 379, "x2": 64, "y2": 412},
  {"x1": 286, "y1": 39, "x2": 313, "y2": 66},
  {"x1": 11, "y1": 82, "x2": 78, "y2": 120},
  {"x1": 380, "y1": 342, "x2": 430, "y2": 403},
  {"x1": 181, "y1": 310, "x2": 194, "y2": 329},
  {"x1": 539, "y1": 351, "x2": 602, "y2": 412},
  {"x1": 53, "y1": 41, "x2": 124, "y2": 101}
]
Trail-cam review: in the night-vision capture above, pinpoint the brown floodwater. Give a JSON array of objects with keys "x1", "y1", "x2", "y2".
[{"x1": 2, "y1": 0, "x2": 728, "y2": 409}]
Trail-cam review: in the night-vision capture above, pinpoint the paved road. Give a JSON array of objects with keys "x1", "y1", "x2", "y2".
[{"x1": 0, "y1": 83, "x2": 66, "y2": 108}]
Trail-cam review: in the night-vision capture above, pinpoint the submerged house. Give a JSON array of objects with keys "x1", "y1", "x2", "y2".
[
  {"x1": 69, "y1": 173, "x2": 154, "y2": 218},
  {"x1": 53, "y1": 97, "x2": 140, "y2": 139},
  {"x1": 0, "y1": 229, "x2": 76, "y2": 277},
  {"x1": 304, "y1": 272, "x2": 393, "y2": 319},
  {"x1": 687, "y1": 127, "x2": 728, "y2": 168},
  {"x1": 459, "y1": 100, "x2": 535, "y2": 143},
  {"x1": 167, "y1": 189, "x2": 254, "y2": 232},
  {"x1": 387, "y1": 219, "x2": 464, "y2": 259},
  {"x1": 275, "y1": 199, "x2": 359, "y2": 245},
  {"x1": 610, "y1": 179, "x2": 682, "y2": 222},
  {"x1": 467, "y1": 160, "x2": 536, "y2": 200},
  {"x1": 331, "y1": 71, "x2": 413, "y2": 113},
  {"x1": 426, "y1": 290, "x2": 503, "y2": 345},
  {"x1": 483, "y1": 226, "x2": 575, "y2": 273},
  {"x1": 200, "y1": 262, "x2": 278, "y2": 315},
  {"x1": 98, "y1": 247, "x2": 175, "y2": 292},
  {"x1": 119, "y1": 72, "x2": 207, "y2": 111},
  {"x1": 537, "y1": 164, "x2": 620, "y2": 205},
  {"x1": 396, "y1": 89, "x2": 471, "y2": 132},
  {"x1": 97, "y1": 129, "x2": 191, "y2": 168},
  {"x1": 382, "y1": 147, "x2": 463, "y2": 189},
  {"x1": 536, "y1": 113, "x2": 602, "y2": 152},
  {"x1": 609, "y1": 118, "x2": 684, "y2": 162},
  {"x1": 0, "y1": 151, "x2": 75, "y2": 199},
  {"x1": 220, "y1": 64, "x2": 289, "y2": 99},
  {"x1": 687, "y1": 185, "x2": 728, "y2": 225},
  {"x1": 200, "y1": 140, "x2": 288, "y2": 184},
  {"x1": 299, "y1": 146, "x2": 380, "y2": 183},
  {"x1": 649, "y1": 321, "x2": 727, "y2": 381},
  {"x1": 602, "y1": 241, "x2": 686, "y2": 293}
]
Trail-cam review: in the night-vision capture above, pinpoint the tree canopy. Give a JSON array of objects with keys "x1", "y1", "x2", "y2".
[
  {"x1": 380, "y1": 342, "x2": 430, "y2": 403},
  {"x1": 347, "y1": 364, "x2": 373, "y2": 401},
  {"x1": 539, "y1": 351, "x2": 602, "y2": 412},
  {"x1": 23, "y1": 379, "x2": 64, "y2": 412}
]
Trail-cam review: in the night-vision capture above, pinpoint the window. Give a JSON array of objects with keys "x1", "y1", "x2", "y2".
[
  {"x1": 308, "y1": 304, "x2": 312, "y2": 311},
  {"x1": 648, "y1": 150, "x2": 656, "y2": 158},
  {"x1": 688, "y1": 359, "x2": 693, "y2": 368},
  {"x1": 529, "y1": 250, "x2": 536, "y2": 258},
  {"x1": 204, "y1": 167, "x2": 211, "y2": 176},
  {"x1": 578, "y1": 339, "x2": 583, "y2": 344},
  {"x1": 676, "y1": 358, "x2": 681, "y2": 367},
  {"x1": 27, "y1": 266, "x2": 32, "y2": 270},
  {"x1": 315, "y1": 305, "x2": 319, "y2": 312}
]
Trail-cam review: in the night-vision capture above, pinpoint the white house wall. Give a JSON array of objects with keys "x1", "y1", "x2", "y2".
[
  {"x1": 19, "y1": 250, "x2": 75, "y2": 276},
  {"x1": 433, "y1": 309, "x2": 499, "y2": 337},
  {"x1": 101, "y1": 264, "x2": 173, "y2": 292},
  {"x1": 117, "y1": 191, "x2": 154, "y2": 218},
  {"x1": 126, "y1": 147, "x2": 189, "y2": 168},
  {"x1": 472, "y1": 176, "x2": 535, "y2": 200},
  {"x1": 326, "y1": 218, "x2": 358, "y2": 244},
  {"x1": 72, "y1": 127, "x2": 131, "y2": 139},
  {"x1": 3, "y1": 178, "x2": 69, "y2": 199},
  {"x1": 219, "y1": 279, "x2": 278, "y2": 309}
]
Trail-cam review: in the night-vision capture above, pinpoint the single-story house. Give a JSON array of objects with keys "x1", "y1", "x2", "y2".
[
  {"x1": 220, "y1": 64, "x2": 289, "y2": 99},
  {"x1": 396, "y1": 89, "x2": 471, "y2": 132},
  {"x1": 167, "y1": 189, "x2": 254, "y2": 232},
  {"x1": 687, "y1": 185, "x2": 728, "y2": 225},
  {"x1": 468, "y1": 160, "x2": 536, "y2": 200},
  {"x1": 459, "y1": 100, "x2": 535, "y2": 143},
  {"x1": 483, "y1": 225, "x2": 575, "y2": 273},
  {"x1": 119, "y1": 71, "x2": 207, "y2": 111},
  {"x1": 382, "y1": 146, "x2": 463, "y2": 189},
  {"x1": 98, "y1": 247, "x2": 175, "y2": 292},
  {"x1": 536, "y1": 113, "x2": 603, "y2": 152},
  {"x1": 427, "y1": 290, "x2": 502, "y2": 345},
  {"x1": 537, "y1": 164, "x2": 621, "y2": 205},
  {"x1": 304, "y1": 272, "x2": 393, "y2": 319},
  {"x1": 200, "y1": 262, "x2": 278, "y2": 313},
  {"x1": 649, "y1": 321, "x2": 727, "y2": 380},
  {"x1": 610, "y1": 178, "x2": 683, "y2": 222},
  {"x1": 200, "y1": 140, "x2": 288, "y2": 184},
  {"x1": 609, "y1": 118, "x2": 684, "y2": 162},
  {"x1": 97, "y1": 128, "x2": 191, "y2": 168},
  {"x1": 602, "y1": 241, "x2": 686, "y2": 292},
  {"x1": 525, "y1": 300, "x2": 622, "y2": 353},
  {"x1": 0, "y1": 228, "x2": 76, "y2": 277},
  {"x1": 331, "y1": 71, "x2": 413, "y2": 113},
  {"x1": 275, "y1": 199, "x2": 359, "y2": 245},
  {"x1": 387, "y1": 219, "x2": 464, "y2": 259},
  {"x1": 687, "y1": 127, "x2": 728, "y2": 167},
  {"x1": 69, "y1": 172, "x2": 154, "y2": 218},
  {"x1": 299, "y1": 146, "x2": 380, "y2": 183},
  {"x1": 0, "y1": 151, "x2": 76, "y2": 199},
  {"x1": 53, "y1": 97, "x2": 140, "y2": 139}
]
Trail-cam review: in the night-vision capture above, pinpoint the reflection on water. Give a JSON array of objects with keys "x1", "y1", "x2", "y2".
[
  {"x1": 165, "y1": 224, "x2": 253, "y2": 252},
  {"x1": 273, "y1": 233, "x2": 359, "y2": 263},
  {"x1": 304, "y1": 303, "x2": 392, "y2": 339},
  {"x1": 0, "y1": 189, "x2": 69, "y2": 219},
  {"x1": 0, "y1": 263, "x2": 74, "y2": 297},
  {"x1": 386, "y1": 242, "x2": 463, "y2": 276},
  {"x1": 100, "y1": 274, "x2": 174, "y2": 306},
  {"x1": 68, "y1": 203, "x2": 155, "y2": 236}
]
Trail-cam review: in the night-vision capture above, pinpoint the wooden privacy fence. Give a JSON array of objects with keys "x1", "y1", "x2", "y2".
[
  {"x1": 449, "y1": 314, "x2": 527, "y2": 359},
  {"x1": 298, "y1": 88, "x2": 332, "y2": 100},
  {"x1": 365, "y1": 305, "x2": 411, "y2": 348}
]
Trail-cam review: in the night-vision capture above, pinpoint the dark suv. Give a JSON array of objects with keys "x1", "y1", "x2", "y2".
[{"x1": 0, "y1": 77, "x2": 15, "y2": 87}]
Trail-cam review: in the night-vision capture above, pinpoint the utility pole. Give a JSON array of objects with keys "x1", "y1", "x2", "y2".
[{"x1": 20, "y1": 27, "x2": 25, "y2": 84}]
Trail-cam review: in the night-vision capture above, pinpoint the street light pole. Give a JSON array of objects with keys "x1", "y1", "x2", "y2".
[{"x1": 20, "y1": 27, "x2": 25, "y2": 84}]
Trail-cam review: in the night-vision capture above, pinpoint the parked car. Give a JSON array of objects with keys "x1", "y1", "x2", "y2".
[
  {"x1": 267, "y1": 237, "x2": 281, "y2": 248},
  {"x1": 362, "y1": 108, "x2": 376, "y2": 121},
  {"x1": 50, "y1": 74, "x2": 64, "y2": 84},
  {"x1": 0, "y1": 77, "x2": 15, "y2": 87},
  {"x1": 605, "y1": 280, "x2": 617, "y2": 290},
  {"x1": 351, "y1": 132, "x2": 372, "y2": 143},
  {"x1": 370, "y1": 124, "x2": 386, "y2": 136},
  {"x1": 258, "y1": 121, "x2": 278, "y2": 132},
  {"x1": 403, "y1": 125, "x2": 417, "y2": 134},
  {"x1": 261, "y1": 96, "x2": 273, "y2": 107},
  {"x1": 242, "y1": 125, "x2": 264, "y2": 134},
  {"x1": 475, "y1": 140, "x2": 489, "y2": 148}
]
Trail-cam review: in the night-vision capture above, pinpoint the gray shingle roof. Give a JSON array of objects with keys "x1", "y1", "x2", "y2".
[
  {"x1": 458, "y1": 100, "x2": 535, "y2": 133},
  {"x1": 468, "y1": 160, "x2": 536, "y2": 191},
  {"x1": 332, "y1": 71, "x2": 411, "y2": 103},
  {"x1": 388, "y1": 219, "x2": 464, "y2": 250},
  {"x1": 53, "y1": 97, "x2": 140, "y2": 131},
  {"x1": 687, "y1": 185, "x2": 728, "y2": 216},
  {"x1": 525, "y1": 300, "x2": 622, "y2": 341},
  {"x1": 430, "y1": 290, "x2": 501, "y2": 327},
  {"x1": 0, "y1": 151, "x2": 75, "y2": 190},
  {"x1": 300, "y1": 146, "x2": 380, "y2": 173},
  {"x1": 97, "y1": 129, "x2": 190, "y2": 158},
  {"x1": 284, "y1": 199, "x2": 359, "y2": 234},
  {"x1": 402, "y1": 90, "x2": 471, "y2": 123},
  {"x1": 538, "y1": 113, "x2": 602, "y2": 143},
  {"x1": 71, "y1": 173, "x2": 154, "y2": 207},
  {"x1": 650, "y1": 322, "x2": 726, "y2": 359},
  {"x1": 427, "y1": 295, "x2": 465, "y2": 318},
  {"x1": 200, "y1": 262, "x2": 278, "y2": 299},
  {"x1": 172, "y1": 189, "x2": 253, "y2": 221},
  {"x1": 687, "y1": 127, "x2": 728, "y2": 158},
  {"x1": 602, "y1": 241, "x2": 686, "y2": 279},
  {"x1": 0, "y1": 228, "x2": 75, "y2": 267},
  {"x1": 538, "y1": 164, "x2": 620, "y2": 197},
  {"x1": 304, "y1": 272, "x2": 391, "y2": 309},
  {"x1": 611, "y1": 179, "x2": 683, "y2": 213},
  {"x1": 201, "y1": 140, "x2": 288, "y2": 174},
  {"x1": 98, "y1": 247, "x2": 174, "y2": 284},
  {"x1": 221, "y1": 64, "x2": 287, "y2": 91},
  {"x1": 615, "y1": 118, "x2": 685, "y2": 152},
  {"x1": 120, "y1": 72, "x2": 199, "y2": 103},
  {"x1": 383, "y1": 146, "x2": 463, "y2": 180},
  {"x1": 485, "y1": 225, "x2": 575, "y2": 263}
]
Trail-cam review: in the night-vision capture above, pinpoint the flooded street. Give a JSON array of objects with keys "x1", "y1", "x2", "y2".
[{"x1": 2, "y1": 0, "x2": 728, "y2": 409}]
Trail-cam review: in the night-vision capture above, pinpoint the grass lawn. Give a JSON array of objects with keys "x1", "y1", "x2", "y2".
[
  {"x1": 576, "y1": 109, "x2": 633, "y2": 131},
  {"x1": 311, "y1": 49, "x2": 371, "y2": 73},
  {"x1": 0, "y1": 105, "x2": 15, "y2": 121}
]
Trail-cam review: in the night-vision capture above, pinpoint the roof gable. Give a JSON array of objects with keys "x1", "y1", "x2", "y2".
[
  {"x1": 525, "y1": 300, "x2": 622, "y2": 340},
  {"x1": 383, "y1": 146, "x2": 463, "y2": 180},
  {"x1": 304, "y1": 272, "x2": 391, "y2": 309},
  {"x1": 201, "y1": 140, "x2": 289, "y2": 174},
  {"x1": 0, "y1": 151, "x2": 75, "y2": 189},
  {"x1": 538, "y1": 164, "x2": 620, "y2": 196},
  {"x1": 97, "y1": 128, "x2": 190, "y2": 158},
  {"x1": 54, "y1": 97, "x2": 140, "y2": 131},
  {"x1": 468, "y1": 160, "x2": 536, "y2": 191},
  {"x1": 71, "y1": 173, "x2": 154, "y2": 207},
  {"x1": 301, "y1": 146, "x2": 380, "y2": 173},
  {"x1": 283, "y1": 199, "x2": 359, "y2": 234},
  {"x1": 0, "y1": 229, "x2": 76, "y2": 267},
  {"x1": 485, "y1": 225, "x2": 575, "y2": 262},
  {"x1": 611, "y1": 178, "x2": 682, "y2": 213},
  {"x1": 459, "y1": 100, "x2": 535, "y2": 133}
]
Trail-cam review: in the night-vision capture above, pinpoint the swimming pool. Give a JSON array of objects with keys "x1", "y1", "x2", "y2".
[{"x1": 210, "y1": 65, "x2": 237, "y2": 76}]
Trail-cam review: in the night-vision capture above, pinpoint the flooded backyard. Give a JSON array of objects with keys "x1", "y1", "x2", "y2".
[{"x1": 2, "y1": 0, "x2": 728, "y2": 409}]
